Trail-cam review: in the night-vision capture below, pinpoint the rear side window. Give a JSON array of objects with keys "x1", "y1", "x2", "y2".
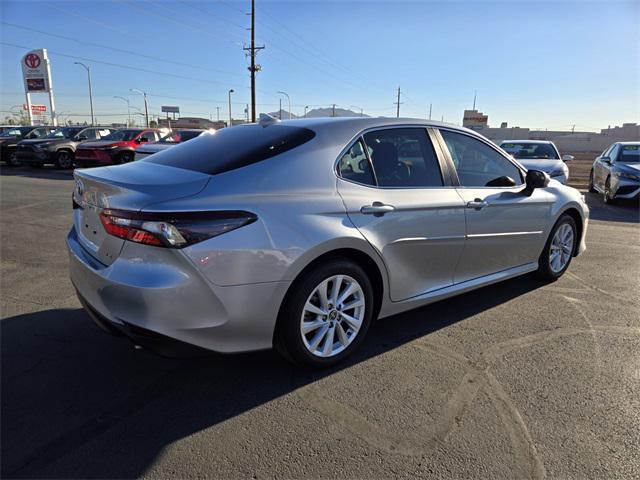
[
  {"x1": 337, "y1": 140, "x2": 375, "y2": 186},
  {"x1": 144, "y1": 124, "x2": 316, "y2": 174},
  {"x1": 363, "y1": 128, "x2": 443, "y2": 187}
]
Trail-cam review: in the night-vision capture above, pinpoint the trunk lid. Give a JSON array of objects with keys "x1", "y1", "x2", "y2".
[{"x1": 73, "y1": 162, "x2": 211, "y2": 265}]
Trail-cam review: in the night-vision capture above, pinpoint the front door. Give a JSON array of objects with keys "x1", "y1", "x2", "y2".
[
  {"x1": 336, "y1": 127, "x2": 466, "y2": 301},
  {"x1": 437, "y1": 129, "x2": 554, "y2": 283}
]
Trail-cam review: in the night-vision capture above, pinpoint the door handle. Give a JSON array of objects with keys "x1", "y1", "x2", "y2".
[
  {"x1": 466, "y1": 199, "x2": 489, "y2": 210},
  {"x1": 360, "y1": 202, "x2": 395, "y2": 215}
]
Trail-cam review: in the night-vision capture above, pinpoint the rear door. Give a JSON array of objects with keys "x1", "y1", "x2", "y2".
[
  {"x1": 337, "y1": 127, "x2": 466, "y2": 301},
  {"x1": 436, "y1": 128, "x2": 554, "y2": 283}
]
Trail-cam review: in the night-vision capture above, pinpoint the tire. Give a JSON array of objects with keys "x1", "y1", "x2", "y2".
[
  {"x1": 7, "y1": 149, "x2": 20, "y2": 167},
  {"x1": 275, "y1": 259, "x2": 374, "y2": 368},
  {"x1": 536, "y1": 214, "x2": 577, "y2": 282},
  {"x1": 588, "y1": 170, "x2": 596, "y2": 193},
  {"x1": 603, "y1": 177, "x2": 615, "y2": 204},
  {"x1": 118, "y1": 152, "x2": 133, "y2": 164},
  {"x1": 55, "y1": 150, "x2": 74, "y2": 169}
]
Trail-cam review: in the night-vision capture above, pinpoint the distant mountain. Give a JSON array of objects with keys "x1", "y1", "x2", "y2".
[{"x1": 262, "y1": 107, "x2": 369, "y2": 120}]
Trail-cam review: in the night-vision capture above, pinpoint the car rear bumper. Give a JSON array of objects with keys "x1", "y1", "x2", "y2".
[{"x1": 67, "y1": 227, "x2": 288, "y2": 354}]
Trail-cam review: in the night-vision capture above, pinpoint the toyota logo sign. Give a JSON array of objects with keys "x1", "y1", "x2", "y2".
[{"x1": 24, "y1": 53, "x2": 41, "y2": 69}]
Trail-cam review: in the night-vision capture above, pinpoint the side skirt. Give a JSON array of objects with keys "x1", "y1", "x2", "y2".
[{"x1": 378, "y1": 262, "x2": 539, "y2": 319}]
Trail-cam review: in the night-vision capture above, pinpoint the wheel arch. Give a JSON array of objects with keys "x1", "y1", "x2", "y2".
[
  {"x1": 558, "y1": 207, "x2": 584, "y2": 256},
  {"x1": 273, "y1": 246, "x2": 387, "y2": 345}
]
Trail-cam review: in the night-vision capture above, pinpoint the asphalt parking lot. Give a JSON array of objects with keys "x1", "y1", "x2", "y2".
[{"x1": 1, "y1": 166, "x2": 639, "y2": 479}]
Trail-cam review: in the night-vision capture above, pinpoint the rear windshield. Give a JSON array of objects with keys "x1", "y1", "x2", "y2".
[
  {"x1": 143, "y1": 124, "x2": 316, "y2": 174},
  {"x1": 158, "y1": 130, "x2": 202, "y2": 144},
  {"x1": 501, "y1": 142, "x2": 559, "y2": 160}
]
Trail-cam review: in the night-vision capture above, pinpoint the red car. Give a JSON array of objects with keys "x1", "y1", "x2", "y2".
[{"x1": 74, "y1": 128, "x2": 165, "y2": 167}]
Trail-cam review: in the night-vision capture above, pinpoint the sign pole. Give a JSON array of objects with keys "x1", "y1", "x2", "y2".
[
  {"x1": 24, "y1": 92, "x2": 34, "y2": 126},
  {"x1": 44, "y1": 50, "x2": 57, "y2": 126}
]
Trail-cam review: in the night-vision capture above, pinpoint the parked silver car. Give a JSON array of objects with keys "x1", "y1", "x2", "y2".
[
  {"x1": 68, "y1": 117, "x2": 588, "y2": 367},
  {"x1": 589, "y1": 142, "x2": 640, "y2": 203},
  {"x1": 500, "y1": 140, "x2": 573, "y2": 184}
]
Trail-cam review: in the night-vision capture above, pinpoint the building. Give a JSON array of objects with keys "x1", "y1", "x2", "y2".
[
  {"x1": 462, "y1": 109, "x2": 488, "y2": 130},
  {"x1": 158, "y1": 117, "x2": 225, "y2": 130}
]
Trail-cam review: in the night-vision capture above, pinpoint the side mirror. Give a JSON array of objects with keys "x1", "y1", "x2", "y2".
[
  {"x1": 522, "y1": 169, "x2": 549, "y2": 196},
  {"x1": 562, "y1": 154, "x2": 574, "y2": 162},
  {"x1": 601, "y1": 156, "x2": 611, "y2": 164}
]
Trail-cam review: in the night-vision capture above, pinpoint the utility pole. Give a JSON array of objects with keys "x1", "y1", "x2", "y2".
[
  {"x1": 571, "y1": 124, "x2": 575, "y2": 133},
  {"x1": 332, "y1": 104, "x2": 336, "y2": 117},
  {"x1": 428, "y1": 103, "x2": 432, "y2": 120},
  {"x1": 473, "y1": 90, "x2": 477, "y2": 110},
  {"x1": 244, "y1": 0, "x2": 265, "y2": 123},
  {"x1": 304, "y1": 105, "x2": 309, "y2": 118},
  {"x1": 279, "y1": 98, "x2": 282, "y2": 119},
  {"x1": 130, "y1": 88, "x2": 148, "y2": 128},
  {"x1": 394, "y1": 87, "x2": 403, "y2": 118}
]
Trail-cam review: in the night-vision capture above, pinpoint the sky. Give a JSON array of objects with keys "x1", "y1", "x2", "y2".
[{"x1": 1, "y1": 0, "x2": 638, "y2": 130}]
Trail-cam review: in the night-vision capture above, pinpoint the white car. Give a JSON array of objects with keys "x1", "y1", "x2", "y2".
[
  {"x1": 500, "y1": 140, "x2": 573, "y2": 184},
  {"x1": 134, "y1": 129, "x2": 212, "y2": 161}
]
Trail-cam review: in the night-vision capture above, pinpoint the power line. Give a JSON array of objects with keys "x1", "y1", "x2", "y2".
[
  {"x1": 1, "y1": 41, "x2": 243, "y2": 89},
  {"x1": 1, "y1": 21, "x2": 245, "y2": 78}
]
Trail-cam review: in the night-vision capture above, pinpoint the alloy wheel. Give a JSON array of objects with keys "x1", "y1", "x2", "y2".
[
  {"x1": 549, "y1": 223, "x2": 574, "y2": 273},
  {"x1": 57, "y1": 152, "x2": 72, "y2": 169},
  {"x1": 300, "y1": 274, "x2": 365, "y2": 358}
]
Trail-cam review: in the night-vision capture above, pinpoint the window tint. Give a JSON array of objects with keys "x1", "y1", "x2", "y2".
[
  {"x1": 338, "y1": 139, "x2": 375, "y2": 186},
  {"x1": 81, "y1": 129, "x2": 98, "y2": 140},
  {"x1": 618, "y1": 144, "x2": 640, "y2": 163},
  {"x1": 362, "y1": 128, "x2": 443, "y2": 187},
  {"x1": 501, "y1": 142, "x2": 559, "y2": 160},
  {"x1": 441, "y1": 130, "x2": 523, "y2": 187},
  {"x1": 140, "y1": 131, "x2": 158, "y2": 142},
  {"x1": 144, "y1": 124, "x2": 316, "y2": 175}
]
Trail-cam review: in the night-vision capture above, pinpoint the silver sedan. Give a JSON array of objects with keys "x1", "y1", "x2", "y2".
[{"x1": 68, "y1": 117, "x2": 589, "y2": 367}]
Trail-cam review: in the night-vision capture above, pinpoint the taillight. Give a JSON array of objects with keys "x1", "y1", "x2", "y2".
[{"x1": 99, "y1": 209, "x2": 257, "y2": 248}]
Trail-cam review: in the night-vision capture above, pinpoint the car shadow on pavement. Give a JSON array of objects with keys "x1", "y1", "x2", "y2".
[
  {"x1": 0, "y1": 166, "x2": 74, "y2": 181},
  {"x1": 1, "y1": 274, "x2": 543, "y2": 479},
  {"x1": 584, "y1": 192, "x2": 639, "y2": 223}
]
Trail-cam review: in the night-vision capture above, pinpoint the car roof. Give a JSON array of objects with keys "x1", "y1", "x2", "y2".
[
  {"x1": 615, "y1": 141, "x2": 640, "y2": 146},
  {"x1": 500, "y1": 139, "x2": 553, "y2": 144},
  {"x1": 256, "y1": 117, "x2": 481, "y2": 144}
]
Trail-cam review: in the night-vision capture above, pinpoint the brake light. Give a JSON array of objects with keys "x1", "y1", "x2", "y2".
[{"x1": 99, "y1": 209, "x2": 257, "y2": 248}]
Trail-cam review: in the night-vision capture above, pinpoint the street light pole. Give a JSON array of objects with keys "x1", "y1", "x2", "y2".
[
  {"x1": 130, "y1": 89, "x2": 149, "y2": 128},
  {"x1": 304, "y1": 105, "x2": 309, "y2": 118},
  {"x1": 276, "y1": 91, "x2": 291, "y2": 119},
  {"x1": 74, "y1": 62, "x2": 95, "y2": 125},
  {"x1": 216, "y1": 106, "x2": 220, "y2": 122},
  {"x1": 228, "y1": 89, "x2": 234, "y2": 126},
  {"x1": 350, "y1": 105, "x2": 364, "y2": 117},
  {"x1": 113, "y1": 96, "x2": 130, "y2": 126}
]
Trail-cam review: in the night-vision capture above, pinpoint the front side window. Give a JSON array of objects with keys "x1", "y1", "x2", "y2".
[
  {"x1": 140, "y1": 131, "x2": 158, "y2": 142},
  {"x1": 362, "y1": 128, "x2": 443, "y2": 187},
  {"x1": 608, "y1": 145, "x2": 619, "y2": 161},
  {"x1": 441, "y1": 130, "x2": 523, "y2": 187},
  {"x1": 337, "y1": 139, "x2": 375, "y2": 186}
]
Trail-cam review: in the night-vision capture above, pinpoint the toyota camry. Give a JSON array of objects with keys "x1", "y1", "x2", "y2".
[{"x1": 68, "y1": 116, "x2": 588, "y2": 367}]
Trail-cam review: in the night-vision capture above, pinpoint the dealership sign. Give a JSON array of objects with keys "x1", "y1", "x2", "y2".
[
  {"x1": 23, "y1": 104, "x2": 47, "y2": 112},
  {"x1": 161, "y1": 105, "x2": 180, "y2": 113},
  {"x1": 21, "y1": 49, "x2": 52, "y2": 92}
]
